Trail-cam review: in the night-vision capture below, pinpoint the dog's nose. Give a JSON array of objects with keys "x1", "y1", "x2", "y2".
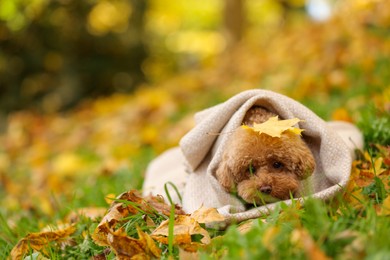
[{"x1": 260, "y1": 186, "x2": 272, "y2": 194}]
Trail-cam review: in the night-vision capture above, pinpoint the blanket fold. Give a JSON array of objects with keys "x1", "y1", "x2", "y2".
[{"x1": 142, "y1": 89, "x2": 363, "y2": 223}]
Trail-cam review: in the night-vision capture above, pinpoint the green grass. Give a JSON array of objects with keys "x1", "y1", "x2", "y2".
[
  {"x1": 358, "y1": 107, "x2": 390, "y2": 149},
  {"x1": 200, "y1": 198, "x2": 390, "y2": 259},
  {"x1": 0, "y1": 148, "x2": 156, "y2": 259},
  {"x1": 1, "y1": 89, "x2": 390, "y2": 260},
  {"x1": 1, "y1": 40, "x2": 390, "y2": 260}
]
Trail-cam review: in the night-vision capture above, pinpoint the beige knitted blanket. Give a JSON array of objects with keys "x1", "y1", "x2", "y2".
[{"x1": 142, "y1": 89, "x2": 363, "y2": 223}]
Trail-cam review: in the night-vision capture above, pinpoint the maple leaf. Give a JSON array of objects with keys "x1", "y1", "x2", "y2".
[{"x1": 242, "y1": 116, "x2": 304, "y2": 138}]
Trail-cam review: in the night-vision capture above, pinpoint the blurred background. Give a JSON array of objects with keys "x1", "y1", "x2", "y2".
[
  {"x1": 0, "y1": 0, "x2": 360, "y2": 115},
  {"x1": 0, "y1": 0, "x2": 389, "y2": 220}
]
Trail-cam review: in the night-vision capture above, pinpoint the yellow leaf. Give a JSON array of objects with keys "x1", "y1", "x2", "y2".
[
  {"x1": 152, "y1": 215, "x2": 211, "y2": 245},
  {"x1": 379, "y1": 196, "x2": 390, "y2": 216},
  {"x1": 374, "y1": 157, "x2": 386, "y2": 176},
  {"x1": 190, "y1": 206, "x2": 225, "y2": 224},
  {"x1": 179, "y1": 247, "x2": 200, "y2": 260},
  {"x1": 105, "y1": 193, "x2": 116, "y2": 204},
  {"x1": 242, "y1": 116, "x2": 304, "y2": 138},
  {"x1": 137, "y1": 226, "x2": 162, "y2": 258},
  {"x1": 10, "y1": 225, "x2": 76, "y2": 259},
  {"x1": 331, "y1": 107, "x2": 353, "y2": 122},
  {"x1": 236, "y1": 219, "x2": 258, "y2": 234}
]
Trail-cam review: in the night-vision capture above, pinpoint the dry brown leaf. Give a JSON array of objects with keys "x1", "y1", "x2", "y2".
[
  {"x1": 95, "y1": 225, "x2": 161, "y2": 259},
  {"x1": 145, "y1": 194, "x2": 185, "y2": 216},
  {"x1": 107, "y1": 229, "x2": 145, "y2": 258},
  {"x1": 92, "y1": 190, "x2": 186, "y2": 247},
  {"x1": 152, "y1": 233, "x2": 192, "y2": 245},
  {"x1": 93, "y1": 190, "x2": 162, "y2": 246},
  {"x1": 10, "y1": 225, "x2": 76, "y2": 259},
  {"x1": 152, "y1": 215, "x2": 211, "y2": 245},
  {"x1": 93, "y1": 222, "x2": 112, "y2": 247},
  {"x1": 137, "y1": 226, "x2": 161, "y2": 258},
  {"x1": 92, "y1": 203, "x2": 126, "y2": 246},
  {"x1": 190, "y1": 206, "x2": 225, "y2": 224},
  {"x1": 242, "y1": 116, "x2": 304, "y2": 138},
  {"x1": 179, "y1": 247, "x2": 200, "y2": 260},
  {"x1": 180, "y1": 242, "x2": 205, "y2": 253}
]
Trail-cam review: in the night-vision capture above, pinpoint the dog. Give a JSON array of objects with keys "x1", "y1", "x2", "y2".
[{"x1": 215, "y1": 106, "x2": 316, "y2": 206}]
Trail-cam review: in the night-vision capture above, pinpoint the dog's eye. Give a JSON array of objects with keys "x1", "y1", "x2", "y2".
[{"x1": 272, "y1": 162, "x2": 284, "y2": 169}]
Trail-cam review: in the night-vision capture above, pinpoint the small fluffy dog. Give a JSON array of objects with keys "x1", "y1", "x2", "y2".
[{"x1": 215, "y1": 106, "x2": 316, "y2": 206}]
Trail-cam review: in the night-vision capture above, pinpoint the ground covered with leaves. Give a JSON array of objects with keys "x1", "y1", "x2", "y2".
[{"x1": 1, "y1": 1, "x2": 390, "y2": 259}]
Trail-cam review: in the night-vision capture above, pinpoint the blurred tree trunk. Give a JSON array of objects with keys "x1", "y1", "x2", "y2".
[
  {"x1": 277, "y1": 0, "x2": 294, "y2": 20},
  {"x1": 223, "y1": 0, "x2": 245, "y2": 48}
]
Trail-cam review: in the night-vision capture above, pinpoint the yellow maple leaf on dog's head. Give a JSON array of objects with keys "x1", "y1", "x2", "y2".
[{"x1": 242, "y1": 116, "x2": 304, "y2": 138}]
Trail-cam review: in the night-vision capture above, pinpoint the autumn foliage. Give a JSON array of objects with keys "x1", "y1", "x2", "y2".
[{"x1": 1, "y1": 0, "x2": 390, "y2": 259}]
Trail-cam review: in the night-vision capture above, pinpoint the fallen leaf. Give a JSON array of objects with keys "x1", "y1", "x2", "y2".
[
  {"x1": 107, "y1": 226, "x2": 161, "y2": 259},
  {"x1": 10, "y1": 225, "x2": 76, "y2": 259},
  {"x1": 93, "y1": 190, "x2": 185, "y2": 246},
  {"x1": 93, "y1": 190, "x2": 146, "y2": 246},
  {"x1": 179, "y1": 247, "x2": 200, "y2": 260},
  {"x1": 190, "y1": 206, "x2": 225, "y2": 224},
  {"x1": 137, "y1": 226, "x2": 162, "y2": 258},
  {"x1": 92, "y1": 222, "x2": 113, "y2": 247},
  {"x1": 242, "y1": 116, "x2": 304, "y2": 138},
  {"x1": 152, "y1": 215, "x2": 211, "y2": 246},
  {"x1": 92, "y1": 203, "x2": 127, "y2": 246},
  {"x1": 373, "y1": 157, "x2": 386, "y2": 176},
  {"x1": 236, "y1": 219, "x2": 257, "y2": 234},
  {"x1": 107, "y1": 229, "x2": 145, "y2": 258},
  {"x1": 152, "y1": 233, "x2": 192, "y2": 245},
  {"x1": 105, "y1": 193, "x2": 116, "y2": 204},
  {"x1": 145, "y1": 194, "x2": 186, "y2": 216},
  {"x1": 354, "y1": 170, "x2": 375, "y2": 187},
  {"x1": 379, "y1": 196, "x2": 390, "y2": 216}
]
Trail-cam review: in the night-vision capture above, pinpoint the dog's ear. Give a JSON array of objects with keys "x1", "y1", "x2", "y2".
[
  {"x1": 295, "y1": 154, "x2": 316, "y2": 180},
  {"x1": 215, "y1": 160, "x2": 236, "y2": 192}
]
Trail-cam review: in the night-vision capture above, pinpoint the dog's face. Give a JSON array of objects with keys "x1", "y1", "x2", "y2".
[{"x1": 215, "y1": 127, "x2": 315, "y2": 205}]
